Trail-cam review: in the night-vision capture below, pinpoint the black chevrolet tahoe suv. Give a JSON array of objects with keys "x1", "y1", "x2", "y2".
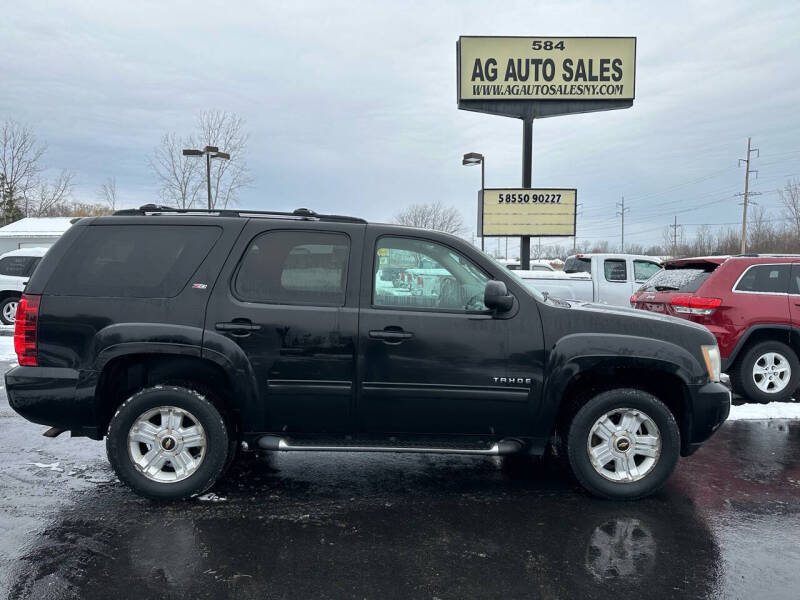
[{"x1": 6, "y1": 205, "x2": 730, "y2": 500}]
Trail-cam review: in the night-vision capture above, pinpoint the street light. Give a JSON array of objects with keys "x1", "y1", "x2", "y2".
[
  {"x1": 182, "y1": 145, "x2": 231, "y2": 210},
  {"x1": 462, "y1": 152, "x2": 485, "y2": 251}
]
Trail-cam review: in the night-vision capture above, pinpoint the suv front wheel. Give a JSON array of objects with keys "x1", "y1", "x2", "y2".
[
  {"x1": 567, "y1": 389, "x2": 680, "y2": 500},
  {"x1": 106, "y1": 385, "x2": 230, "y2": 500},
  {"x1": 732, "y1": 340, "x2": 799, "y2": 404}
]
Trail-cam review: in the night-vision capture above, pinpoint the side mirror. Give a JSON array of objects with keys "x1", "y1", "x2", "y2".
[{"x1": 484, "y1": 280, "x2": 514, "y2": 313}]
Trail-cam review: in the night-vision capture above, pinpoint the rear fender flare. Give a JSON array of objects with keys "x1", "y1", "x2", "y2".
[
  {"x1": 92, "y1": 324, "x2": 259, "y2": 423},
  {"x1": 723, "y1": 324, "x2": 795, "y2": 370}
]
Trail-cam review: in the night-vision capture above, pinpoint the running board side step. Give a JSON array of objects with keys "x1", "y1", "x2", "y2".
[{"x1": 257, "y1": 436, "x2": 523, "y2": 456}]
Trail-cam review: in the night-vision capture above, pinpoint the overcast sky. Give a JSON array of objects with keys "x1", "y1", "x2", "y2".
[{"x1": 3, "y1": 1, "x2": 800, "y2": 253}]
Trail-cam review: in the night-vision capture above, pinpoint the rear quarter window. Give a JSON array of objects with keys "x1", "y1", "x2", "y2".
[
  {"x1": 564, "y1": 257, "x2": 590, "y2": 274},
  {"x1": 640, "y1": 265, "x2": 716, "y2": 293},
  {"x1": 45, "y1": 225, "x2": 221, "y2": 298},
  {"x1": 734, "y1": 264, "x2": 790, "y2": 294},
  {"x1": 0, "y1": 256, "x2": 34, "y2": 277}
]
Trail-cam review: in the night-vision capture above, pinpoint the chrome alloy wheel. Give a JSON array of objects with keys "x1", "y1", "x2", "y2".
[
  {"x1": 3, "y1": 301, "x2": 17, "y2": 323},
  {"x1": 127, "y1": 406, "x2": 207, "y2": 483},
  {"x1": 587, "y1": 408, "x2": 661, "y2": 483},
  {"x1": 752, "y1": 352, "x2": 791, "y2": 394}
]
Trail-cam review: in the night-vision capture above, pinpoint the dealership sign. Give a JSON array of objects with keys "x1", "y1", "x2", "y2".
[
  {"x1": 459, "y1": 37, "x2": 636, "y2": 101},
  {"x1": 479, "y1": 188, "x2": 577, "y2": 237}
]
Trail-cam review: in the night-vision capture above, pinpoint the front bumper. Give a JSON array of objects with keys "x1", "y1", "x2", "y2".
[
  {"x1": 5, "y1": 366, "x2": 100, "y2": 438},
  {"x1": 682, "y1": 380, "x2": 731, "y2": 456}
]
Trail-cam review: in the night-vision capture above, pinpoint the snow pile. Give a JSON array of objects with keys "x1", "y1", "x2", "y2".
[
  {"x1": 0, "y1": 334, "x2": 16, "y2": 363},
  {"x1": 728, "y1": 402, "x2": 800, "y2": 420}
]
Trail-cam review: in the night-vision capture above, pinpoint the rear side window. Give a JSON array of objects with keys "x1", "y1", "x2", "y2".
[
  {"x1": 640, "y1": 265, "x2": 716, "y2": 293},
  {"x1": 604, "y1": 259, "x2": 627, "y2": 282},
  {"x1": 735, "y1": 264, "x2": 790, "y2": 294},
  {"x1": 634, "y1": 260, "x2": 661, "y2": 282},
  {"x1": 46, "y1": 225, "x2": 221, "y2": 298},
  {"x1": 0, "y1": 256, "x2": 34, "y2": 277},
  {"x1": 564, "y1": 256, "x2": 590, "y2": 274},
  {"x1": 234, "y1": 230, "x2": 349, "y2": 306}
]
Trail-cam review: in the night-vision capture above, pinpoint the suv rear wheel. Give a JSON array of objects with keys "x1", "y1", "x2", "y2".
[
  {"x1": 106, "y1": 385, "x2": 229, "y2": 500},
  {"x1": 567, "y1": 389, "x2": 680, "y2": 500},
  {"x1": 732, "y1": 340, "x2": 799, "y2": 404}
]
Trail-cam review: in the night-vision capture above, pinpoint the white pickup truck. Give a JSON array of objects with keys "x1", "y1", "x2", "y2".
[
  {"x1": 515, "y1": 253, "x2": 663, "y2": 307},
  {"x1": 0, "y1": 247, "x2": 49, "y2": 324}
]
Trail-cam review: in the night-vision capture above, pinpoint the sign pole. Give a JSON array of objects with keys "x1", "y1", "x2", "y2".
[{"x1": 520, "y1": 117, "x2": 533, "y2": 270}]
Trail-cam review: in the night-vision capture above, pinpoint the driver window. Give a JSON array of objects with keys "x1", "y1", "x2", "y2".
[{"x1": 373, "y1": 237, "x2": 489, "y2": 312}]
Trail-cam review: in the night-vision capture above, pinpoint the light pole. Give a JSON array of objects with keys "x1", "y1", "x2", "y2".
[
  {"x1": 462, "y1": 152, "x2": 485, "y2": 251},
  {"x1": 182, "y1": 145, "x2": 231, "y2": 210}
]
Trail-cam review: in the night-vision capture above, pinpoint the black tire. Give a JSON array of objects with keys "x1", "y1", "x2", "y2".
[
  {"x1": 730, "y1": 340, "x2": 799, "y2": 404},
  {"x1": 0, "y1": 296, "x2": 19, "y2": 325},
  {"x1": 106, "y1": 385, "x2": 229, "y2": 501},
  {"x1": 221, "y1": 436, "x2": 240, "y2": 476},
  {"x1": 567, "y1": 388, "x2": 680, "y2": 500}
]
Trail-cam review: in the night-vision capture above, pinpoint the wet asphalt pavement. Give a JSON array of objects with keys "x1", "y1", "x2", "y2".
[{"x1": 1, "y1": 361, "x2": 800, "y2": 599}]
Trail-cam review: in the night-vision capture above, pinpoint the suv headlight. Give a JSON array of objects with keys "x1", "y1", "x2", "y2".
[{"x1": 701, "y1": 344, "x2": 721, "y2": 382}]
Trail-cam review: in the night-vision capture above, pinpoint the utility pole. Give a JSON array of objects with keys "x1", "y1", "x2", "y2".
[
  {"x1": 738, "y1": 137, "x2": 759, "y2": 254},
  {"x1": 573, "y1": 202, "x2": 583, "y2": 253},
  {"x1": 616, "y1": 196, "x2": 629, "y2": 252},
  {"x1": 670, "y1": 216, "x2": 680, "y2": 257}
]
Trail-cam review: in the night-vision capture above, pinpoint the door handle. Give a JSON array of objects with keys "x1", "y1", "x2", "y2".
[
  {"x1": 215, "y1": 320, "x2": 261, "y2": 335},
  {"x1": 369, "y1": 328, "x2": 414, "y2": 343}
]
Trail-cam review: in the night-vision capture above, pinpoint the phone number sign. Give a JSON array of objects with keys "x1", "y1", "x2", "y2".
[{"x1": 479, "y1": 188, "x2": 577, "y2": 237}]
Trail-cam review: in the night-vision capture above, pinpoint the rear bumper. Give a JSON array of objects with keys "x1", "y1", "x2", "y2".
[
  {"x1": 5, "y1": 366, "x2": 100, "y2": 438},
  {"x1": 682, "y1": 381, "x2": 731, "y2": 456}
]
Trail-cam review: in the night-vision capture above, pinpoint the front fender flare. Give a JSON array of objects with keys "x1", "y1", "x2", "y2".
[{"x1": 535, "y1": 333, "x2": 702, "y2": 439}]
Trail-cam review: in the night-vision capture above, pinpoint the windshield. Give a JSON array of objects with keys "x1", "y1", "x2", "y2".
[{"x1": 483, "y1": 253, "x2": 546, "y2": 302}]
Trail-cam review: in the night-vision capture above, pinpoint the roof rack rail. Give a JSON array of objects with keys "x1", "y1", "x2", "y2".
[
  {"x1": 113, "y1": 204, "x2": 366, "y2": 224},
  {"x1": 731, "y1": 253, "x2": 800, "y2": 258}
]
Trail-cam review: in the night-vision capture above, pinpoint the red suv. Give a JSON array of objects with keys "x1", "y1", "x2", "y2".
[{"x1": 632, "y1": 255, "x2": 800, "y2": 403}]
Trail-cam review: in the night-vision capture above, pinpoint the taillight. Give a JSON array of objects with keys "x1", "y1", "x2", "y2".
[
  {"x1": 630, "y1": 292, "x2": 640, "y2": 306},
  {"x1": 14, "y1": 294, "x2": 40, "y2": 366},
  {"x1": 670, "y1": 296, "x2": 721, "y2": 316},
  {"x1": 417, "y1": 276, "x2": 423, "y2": 286}
]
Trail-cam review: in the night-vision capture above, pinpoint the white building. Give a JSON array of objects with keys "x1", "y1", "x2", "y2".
[{"x1": 0, "y1": 218, "x2": 74, "y2": 254}]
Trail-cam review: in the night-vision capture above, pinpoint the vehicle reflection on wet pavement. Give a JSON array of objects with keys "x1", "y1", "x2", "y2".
[{"x1": 1, "y1": 366, "x2": 799, "y2": 598}]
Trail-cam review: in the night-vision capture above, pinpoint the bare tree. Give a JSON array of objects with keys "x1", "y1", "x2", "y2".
[
  {"x1": 693, "y1": 225, "x2": 714, "y2": 256},
  {"x1": 747, "y1": 205, "x2": 772, "y2": 251},
  {"x1": 196, "y1": 110, "x2": 252, "y2": 209},
  {"x1": 780, "y1": 179, "x2": 800, "y2": 237},
  {"x1": 149, "y1": 132, "x2": 203, "y2": 209},
  {"x1": 393, "y1": 200, "x2": 465, "y2": 235},
  {"x1": 98, "y1": 176, "x2": 118, "y2": 211},
  {"x1": 32, "y1": 170, "x2": 75, "y2": 216},
  {"x1": 0, "y1": 120, "x2": 46, "y2": 222}
]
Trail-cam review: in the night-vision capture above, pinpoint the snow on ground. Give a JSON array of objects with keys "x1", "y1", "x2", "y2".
[
  {"x1": 0, "y1": 334, "x2": 16, "y2": 364},
  {"x1": 728, "y1": 401, "x2": 800, "y2": 420}
]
